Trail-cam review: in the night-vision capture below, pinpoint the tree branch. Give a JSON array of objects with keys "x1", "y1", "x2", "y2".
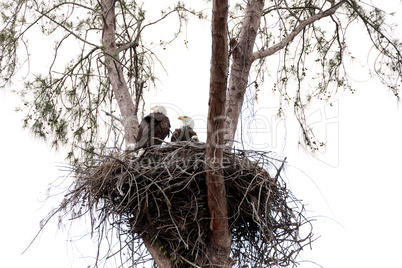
[
  {"x1": 34, "y1": 8, "x2": 100, "y2": 49},
  {"x1": 117, "y1": 40, "x2": 139, "y2": 52},
  {"x1": 252, "y1": 0, "x2": 347, "y2": 61}
]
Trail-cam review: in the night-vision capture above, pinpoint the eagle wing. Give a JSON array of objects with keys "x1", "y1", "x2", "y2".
[
  {"x1": 134, "y1": 113, "x2": 170, "y2": 150},
  {"x1": 153, "y1": 113, "x2": 171, "y2": 143},
  {"x1": 171, "y1": 128, "x2": 181, "y2": 142},
  {"x1": 134, "y1": 115, "x2": 152, "y2": 150},
  {"x1": 171, "y1": 126, "x2": 197, "y2": 142},
  {"x1": 187, "y1": 127, "x2": 197, "y2": 140}
]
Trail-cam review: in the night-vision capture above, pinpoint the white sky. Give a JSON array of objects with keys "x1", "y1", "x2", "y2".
[{"x1": 1, "y1": 1, "x2": 402, "y2": 267}]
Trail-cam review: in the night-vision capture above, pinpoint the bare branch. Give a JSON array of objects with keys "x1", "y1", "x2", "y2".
[
  {"x1": 117, "y1": 41, "x2": 139, "y2": 52},
  {"x1": 36, "y1": 9, "x2": 100, "y2": 48},
  {"x1": 252, "y1": 0, "x2": 347, "y2": 61},
  {"x1": 102, "y1": 110, "x2": 123, "y2": 123}
]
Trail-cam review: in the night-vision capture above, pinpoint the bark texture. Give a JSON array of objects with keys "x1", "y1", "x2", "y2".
[
  {"x1": 224, "y1": 0, "x2": 346, "y2": 148},
  {"x1": 101, "y1": 1, "x2": 170, "y2": 267},
  {"x1": 205, "y1": 0, "x2": 232, "y2": 267},
  {"x1": 224, "y1": 0, "x2": 265, "y2": 148},
  {"x1": 101, "y1": 0, "x2": 139, "y2": 145},
  {"x1": 143, "y1": 236, "x2": 173, "y2": 268}
]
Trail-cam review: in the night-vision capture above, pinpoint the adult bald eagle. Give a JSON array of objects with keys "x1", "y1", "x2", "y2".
[
  {"x1": 134, "y1": 105, "x2": 170, "y2": 150},
  {"x1": 171, "y1": 116, "x2": 199, "y2": 142}
]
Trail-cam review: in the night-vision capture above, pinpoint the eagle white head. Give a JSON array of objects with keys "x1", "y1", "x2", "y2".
[
  {"x1": 151, "y1": 105, "x2": 167, "y2": 116},
  {"x1": 178, "y1": 115, "x2": 195, "y2": 129}
]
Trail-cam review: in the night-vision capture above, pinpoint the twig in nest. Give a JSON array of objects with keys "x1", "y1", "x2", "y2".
[{"x1": 45, "y1": 143, "x2": 314, "y2": 267}]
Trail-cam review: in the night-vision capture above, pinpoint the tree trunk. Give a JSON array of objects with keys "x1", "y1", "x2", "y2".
[
  {"x1": 205, "y1": 0, "x2": 232, "y2": 267},
  {"x1": 101, "y1": 0, "x2": 139, "y2": 145},
  {"x1": 224, "y1": 0, "x2": 347, "y2": 148},
  {"x1": 224, "y1": 0, "x2": 265, "y2": 148},
  {"x1": 101, "y1": 1, "x2": 171, "y2": 267},
  {"x1": 143, "y1": 236, "x2": 173, "y2": 268}
]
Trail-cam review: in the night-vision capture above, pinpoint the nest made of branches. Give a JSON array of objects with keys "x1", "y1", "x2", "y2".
[{"x1": 59, "y1": 143, "x2": 313, "y2": 267}]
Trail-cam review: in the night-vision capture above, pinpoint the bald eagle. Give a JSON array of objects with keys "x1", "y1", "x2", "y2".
[
  {"x1": 134, "y1": 105, "x2": 170, "y2": 150},
  {"x1": 171, "y1": 116, "x2": 199, "y2": 142}
]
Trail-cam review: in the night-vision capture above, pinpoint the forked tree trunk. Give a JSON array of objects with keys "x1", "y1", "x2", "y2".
[
  {"x1": 101, "y1": 0, "x2": 348, "y2": 267},
  {"x1": 205, "y1": 0, "x2": 232, "y2": 267}
]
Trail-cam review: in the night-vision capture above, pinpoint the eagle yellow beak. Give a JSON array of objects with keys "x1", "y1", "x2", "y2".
[
  {"x1": 178, "y1": 116, "x2": 184, "y2": 120},
  {"x1": 151, "y1": 106, "x2": 155, "y2": 110}
]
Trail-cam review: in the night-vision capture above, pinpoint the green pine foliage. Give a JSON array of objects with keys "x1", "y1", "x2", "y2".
[
  {"x1": 1, "y1": 0, "x2": 401, "y2": 157},
  {"x1": 0, "y1": 0, "x2": 204, "y2": 165}
]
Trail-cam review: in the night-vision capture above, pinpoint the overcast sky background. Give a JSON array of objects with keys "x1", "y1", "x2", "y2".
[{"x1": 1, "y1": 1, "x2": 402, "y2": 267}]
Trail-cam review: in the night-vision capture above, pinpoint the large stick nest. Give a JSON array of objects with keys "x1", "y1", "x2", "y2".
[{"x1": 60, "y1": 143, "x2": 313, "y2": 267}]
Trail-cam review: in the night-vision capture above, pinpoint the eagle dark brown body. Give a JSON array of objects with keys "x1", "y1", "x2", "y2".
[
  {"x1": 171, "y1": 126, "x2": 197, "y2": 142},
  {"x1": 135, "y1": 111, "x2": 170, "y2": 150}
]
